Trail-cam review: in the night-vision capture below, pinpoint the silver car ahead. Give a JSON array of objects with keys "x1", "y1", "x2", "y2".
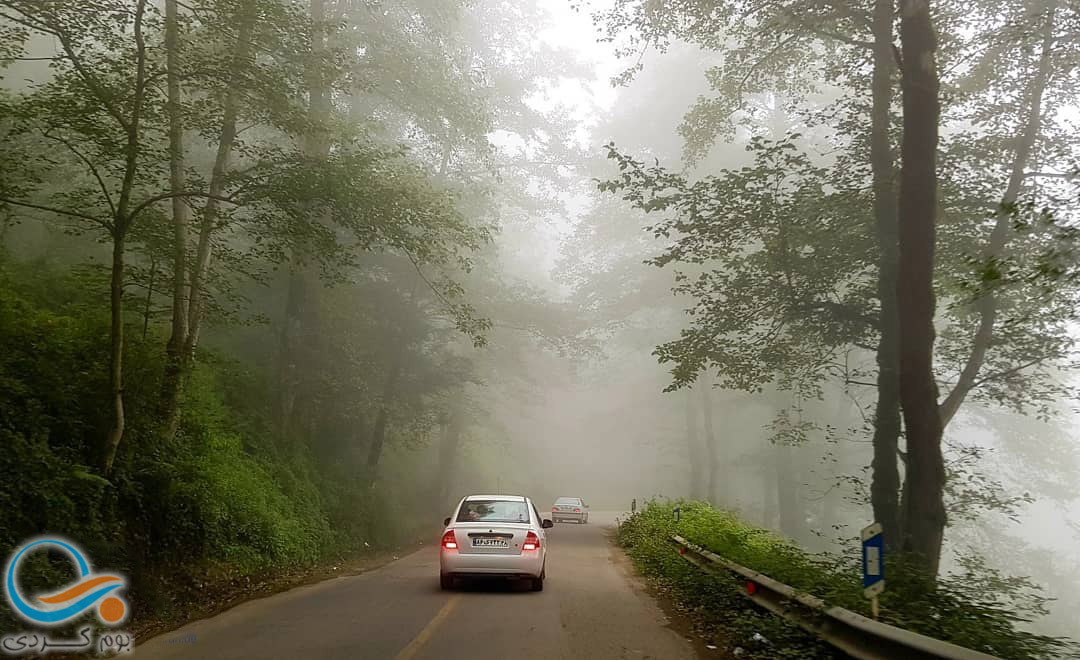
[
  {"x1": 551, "y1": 496, "x2": 589, "y2": 524},
  {"x1": 440, "y1": 494, "x2": 553, "y2": 591}
]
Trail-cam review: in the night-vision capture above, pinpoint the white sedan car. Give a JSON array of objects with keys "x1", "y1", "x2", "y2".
[
  {"x1": 440, "y1": 494, "x2": 553, "y2": 591},
  {"x1": 551, "y1": 496, "x2": 589, "y2": 524}
]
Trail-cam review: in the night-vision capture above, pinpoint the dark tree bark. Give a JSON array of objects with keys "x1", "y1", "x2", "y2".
[
  {"x1": 366, "y1": 347, "x2": 406, "y2": 475},
  {"x1": 868, "y1": 0, "x2": 903, "y2": 553},
  {"x1": 102, "y1": 0, "x2": 149, "y2": 474},
  {"x1": 141, "y1": 256, "x2": 157, "y2": 340},
  {"x1": 938, "y1": 2, "x2": 1058, "y2": 427},
  {"x1": 896, "y1": 0, "x2": 945, "y2": 575}
]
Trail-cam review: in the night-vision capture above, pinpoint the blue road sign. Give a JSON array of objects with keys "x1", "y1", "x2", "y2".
[{"x1": 861, "y1": 522, "x2": 885, "y2": 598}]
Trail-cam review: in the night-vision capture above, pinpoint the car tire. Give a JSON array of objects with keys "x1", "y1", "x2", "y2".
[
  {"x1": 531, "y1": 576, "x2": 544, "y2": 591},
  {"x1": 440, "y1": 574, "x2": 454, "y2": 591}
]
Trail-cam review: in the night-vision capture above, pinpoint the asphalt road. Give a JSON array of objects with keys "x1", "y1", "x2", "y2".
[{"x1": 137, "y1": 512, "x2": 699, "y2": 660}]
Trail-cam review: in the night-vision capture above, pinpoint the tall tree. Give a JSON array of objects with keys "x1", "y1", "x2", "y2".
[
  {"x1": 160, "y1": 0, "x2": 259, "y2": 439},
  {"x1": 0, "y1": 0, "x2": 221, "y2": 472},
  {"x1": 895, "y1": 0, "x2": 945, "y2": 573},
  {"x1": 937, "y1": 0, "x2": 1066, "y2": 426},
  {"x1": 868, "y1": 0, "x2": 903, "y2": 553},
  {"x1": 685, "y1": 387, "x2": 705, "y2": 500},
  {"x1": 699, "y1": 380, "x2": 719, "y2": 506},
  {"x1": 161, "y1": 0, "x2": 190, "y2": 441}
]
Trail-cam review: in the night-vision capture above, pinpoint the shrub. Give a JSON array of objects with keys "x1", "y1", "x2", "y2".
[
  {"x1": 617, "y1": 500, "x2": 1075, "y2": 659},
  {"x1": 0, "y1": 262, "x2": 426, "y2": 634}
]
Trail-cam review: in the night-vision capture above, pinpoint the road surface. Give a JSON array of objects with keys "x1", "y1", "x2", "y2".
[{"x1": 137, "y1": 512, "x2": 699, "y2": 659}]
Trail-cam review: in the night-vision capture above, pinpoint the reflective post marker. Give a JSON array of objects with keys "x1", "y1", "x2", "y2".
[{"x1": 861, "y1": 522, "x2": 885, "y2": 619}]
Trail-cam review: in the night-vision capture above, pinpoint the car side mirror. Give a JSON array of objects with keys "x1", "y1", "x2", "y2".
[
  {"x1": 585, "y1": 504, "x2": 590, "y2": 508},
  {"x1": 541, "y1": 519, "x2": 554, "y2": 529},
  {"x1": 444, "y1": 517, "x2": 451, "y2": 527}
]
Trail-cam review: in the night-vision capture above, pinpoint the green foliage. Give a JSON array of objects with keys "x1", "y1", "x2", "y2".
[
  {"x1": 599, "y1": 136, "x2": 877, "y2": 395},
  {"x1": 0, "y1": 0, "x2": 579, "y2": 641},
  {"x1": 0, "y1": 262, "x2": 425, "y2": 635},
  {"x1": 618, "y1": 501, "x2": 1076, "y2": 659}
]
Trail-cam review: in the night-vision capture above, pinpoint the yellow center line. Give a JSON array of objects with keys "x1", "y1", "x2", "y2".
[{"x1": 393, "y1": 594, "x2": 462, "y2": 660}]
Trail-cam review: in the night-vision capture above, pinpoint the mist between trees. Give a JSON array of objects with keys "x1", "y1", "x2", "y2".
[{"x1": 1, "y1": 0, "x2": 1079, "y2": 646}]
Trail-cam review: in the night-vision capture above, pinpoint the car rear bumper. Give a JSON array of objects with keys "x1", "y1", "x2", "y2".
[
  {"x1": 552, "y1": 511, "x2": 585, "y2": 521},
  {"x1": 440, "y1": 550, "x2": 544, "y2": 578}
]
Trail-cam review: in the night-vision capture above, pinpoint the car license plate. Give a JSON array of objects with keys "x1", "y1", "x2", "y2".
[{"x1": 472, "y1": 538, "x2": 509, "y2": 548}]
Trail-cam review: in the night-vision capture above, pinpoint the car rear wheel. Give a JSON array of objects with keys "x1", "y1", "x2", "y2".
[
  {"x1": 440, "y1": 574, "x2": 454, "y2": 590},
  {"x1": 530, "y1": 564, "x2": 546, "y2": 592}
]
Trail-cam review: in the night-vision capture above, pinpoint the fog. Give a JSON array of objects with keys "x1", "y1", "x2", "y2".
[{"x1": 1, "y1": 0, "x2": 1078, "y2": 647}]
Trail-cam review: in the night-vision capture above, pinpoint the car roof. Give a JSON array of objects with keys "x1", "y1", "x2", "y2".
[
  {"x1": 555, "y1": 496, "x2": 582, "y2": 501},
  {"x1": 463, "y1": 494, "x2": 527, "y2": 501}
]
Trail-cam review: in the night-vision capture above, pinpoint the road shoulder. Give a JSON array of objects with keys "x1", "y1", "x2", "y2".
[{"x1": 606, "y1": 526, "x2": 734, "y2": 659}]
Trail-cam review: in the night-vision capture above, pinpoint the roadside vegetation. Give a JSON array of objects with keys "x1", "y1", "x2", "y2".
[
  {"x1": 0, "y1": 258, "x2": 433, "y2": 635},
  {"x1": 0, "y1": 0, "x2": 577, "y2": 637},
  {"x1": 618, "y1": 501, "x2": 1075, "y2": 659},
  {"x1": 2, "y1": 0, "x2": 1079, "y2": 649}
]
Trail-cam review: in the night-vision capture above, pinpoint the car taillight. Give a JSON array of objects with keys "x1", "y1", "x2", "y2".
[
  {"x1": 522, "y1": 531, "x2": 540, "y2": 551},
  {"x1": 552, "y1": 507, "x2": 558, "y2": 512},
  {"x1": 574, "y1": 508, "x2": 581, "y2": 512},
  {"x1": 441, "y1": 529, "x2": 457, "y2": 550}
]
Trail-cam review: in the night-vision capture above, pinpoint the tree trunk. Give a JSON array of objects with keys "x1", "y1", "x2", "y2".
[
  {"x1": 937, "y1": 3, "x2": 1057, "y2": 427},
  {"x1": 184, "y1": 0, "x2": 255, "y2": 355},
  {"x1": 142, "y1": 256, "x2": 156, "y2": 340},
  {"x1": 776, "y1": 440, "x2": 802, "y2": 540},
  {"x1": 101, "y1": 0, "x2": 148, "y2": 474},
  {"x1": 279, "y1": 0, "x2": 332, "y2": 432},
  {"x1": 896, "y1": 0, "x2": 945, "y2": 576},
  {"x1": 102, "y1": 233, "x2": 126, "y2": 472},
  {"x1": 819, "y1": 480, "x2": 841, "y2": 551},
  {"x1": 366, "y1": 354, "x2": 405, "y2": 476},
  {"x1": 868, "y1": 0, "x2": 904, "y2": 553},
  {"x1": 684, "y1": 387, "x2": 704, "y2": 499},
  {"x1": 160, "y1": 0, "x2": 256, "y2": 441},
  {"x1": 436, "y1": 410, "x2": 464, "y2": 503},
  {"x1": 160, "y1": 0, "x2": 189, "y2": 440},
  {"x1": 699, "y1": 382, "x2": 719, "y2": 505},
  {"x1": 278, "y1": 271, "x2": 314, "y2": 431},
  {"x1": 761, "y1": 455, "x2": 777, "y2": 530}
]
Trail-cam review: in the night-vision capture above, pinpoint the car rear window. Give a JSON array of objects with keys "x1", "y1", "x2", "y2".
[
  {"x1": 457, "y1": 499, "x2": 530, "y2": 523},
  {"x1": 555, "y1": 497, "x2": 581, "y2": 505}
]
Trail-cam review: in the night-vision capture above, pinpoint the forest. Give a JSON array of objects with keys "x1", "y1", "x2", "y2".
[{"x1": 0, "y1": 0, "x2": 1078, "y2": 654}]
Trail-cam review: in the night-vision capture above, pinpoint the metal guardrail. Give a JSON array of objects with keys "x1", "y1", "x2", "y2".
[{"x1": 669, "y1": 535, "x2": 999, "y2": 660}]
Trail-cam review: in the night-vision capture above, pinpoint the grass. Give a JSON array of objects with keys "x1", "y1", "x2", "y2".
[{"x1": 616, "y1": 500, "x2": 1075, "y2": 659}]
